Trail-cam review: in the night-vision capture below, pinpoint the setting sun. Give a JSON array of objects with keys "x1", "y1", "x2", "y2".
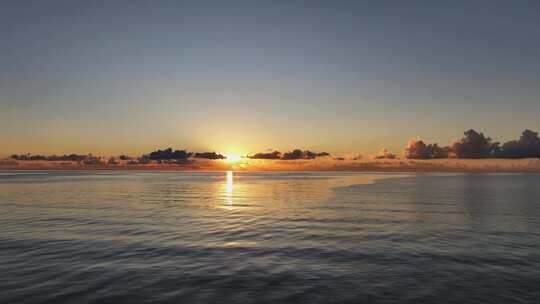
[{"x1": 224, "y1": 153, "x2": 242, "y2": 163}]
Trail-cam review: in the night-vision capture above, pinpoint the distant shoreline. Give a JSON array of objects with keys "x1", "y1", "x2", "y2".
[{"x1": 1, "y1": 158, "x2": 540, "y2": 173}]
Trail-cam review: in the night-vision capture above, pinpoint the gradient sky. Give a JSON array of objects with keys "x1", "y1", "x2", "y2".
[{"x1": 1, "y1": 0, "x2": 540, "y2": 157}]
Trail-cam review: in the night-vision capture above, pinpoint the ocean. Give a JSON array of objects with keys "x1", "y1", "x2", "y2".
[{"x1": 1, "y1": 171, "x2": 539, "y2": 303}]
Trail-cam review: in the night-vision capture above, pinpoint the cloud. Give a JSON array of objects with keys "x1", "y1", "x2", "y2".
[
  {"x1": 282, "y1": 149, "x2": 306, "y2": 160},
  {"x1": 248, "y1": 149, "x2": 330, "y2": 160},
  {"x1": 404, "y1": 129, "x2": 540, "y2": 160},
  {"x1": 11, "y1": 154, "x2": 87, "y2": 161},
  {"x1": 405, "y1": 137, "x2": 449, "y2": 159},
  {"x1": 450, "y1": 129, "x2": 499, "y2": 159},
  {"x1": 148, "y1": 148, "x2": 192, "y2": 160},
  {"x1": 315, "y1": 152, "x2": 331, "y2": 157},
  {"x1": 147, "y1": 148, "x2": 226, "y2": 160},
  {"x1": 193, "y1": 152, "x2": 226, "y2": 160},
  {"x1": 248, "y1": 151, "x2": 282, "y2": 159},
  {"x1": 500, "y1": 129, "x2": 540, "y2": 158},
  {"x1": 282, "y1": 150, "x2": 331, "y2": 160},
  {"x1": 337, "y1": 153, "x2": 363, "y2": 161},
  {"x1": 372, "y1": 148, "x2": 397, "y2": 159}
]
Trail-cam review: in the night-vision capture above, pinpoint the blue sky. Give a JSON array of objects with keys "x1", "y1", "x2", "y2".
[{"x1": 1, "y1": 0, "x2": 539, "y2": 156}]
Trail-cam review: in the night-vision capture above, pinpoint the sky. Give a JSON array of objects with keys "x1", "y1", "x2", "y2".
[{"x1": 1, "y1": 0, "x2": 540, "y2": 157}]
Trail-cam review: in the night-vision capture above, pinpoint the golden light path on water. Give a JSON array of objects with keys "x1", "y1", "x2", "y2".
[{"x1": 225, "y1": 170, "x2": 234, "y2": 208}]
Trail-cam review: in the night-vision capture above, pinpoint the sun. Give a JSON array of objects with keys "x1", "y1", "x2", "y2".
[{"x1": 224, "y1": 152, "x2": 242, "y2": 163}]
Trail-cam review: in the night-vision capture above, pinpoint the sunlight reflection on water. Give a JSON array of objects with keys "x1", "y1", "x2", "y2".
[{"x1": 1, "y1": 172, "x2": 539, "y2": 303}]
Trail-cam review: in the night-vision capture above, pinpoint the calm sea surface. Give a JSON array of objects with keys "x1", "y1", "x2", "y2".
[{"x1": 1, "y1": 171, "x2": 539, "y2": 303}]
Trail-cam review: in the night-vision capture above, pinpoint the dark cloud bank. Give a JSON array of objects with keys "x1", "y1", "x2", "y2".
[
  {"x1": 10, "y1": 154, "x2": 88, "y2": 161},
  {"x1": 148, "y1": 149, "x2": 226, "y2": 161},
  {"x1": 406, "y1": 129, "x2": 540, "y2": 159},
  {"x1": 248, "y1": 150, "x2": 330, "y2": 160},
  {"x1": 145, "y1": 148, "x2": 228, "y2": 160}
]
